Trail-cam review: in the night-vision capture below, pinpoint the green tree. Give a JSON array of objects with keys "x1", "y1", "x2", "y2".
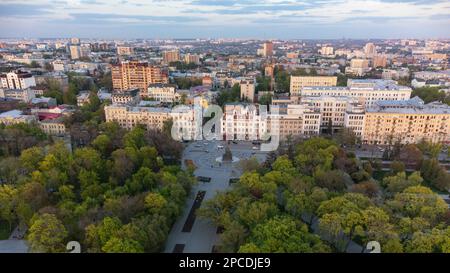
[
  {"x1": 239, "y1": 216, "x2": 330, "y2": 253},
  {"x1": 27, "y1": 213, "x2": 68, "y2": 253}
]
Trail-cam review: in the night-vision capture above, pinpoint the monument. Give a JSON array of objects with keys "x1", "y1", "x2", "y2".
[{"x1": 222, "y1": 145, "x2": 233, "y2": 162}]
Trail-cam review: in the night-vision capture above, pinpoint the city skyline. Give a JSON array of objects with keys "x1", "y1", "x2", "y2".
[{"x1": 1, "y1": 0, "x2": 450, "y2": 39}]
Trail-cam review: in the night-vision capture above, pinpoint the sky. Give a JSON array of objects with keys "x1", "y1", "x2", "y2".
[{"x1": 0, "y1": 0, "x2": 449, "y2": 39}]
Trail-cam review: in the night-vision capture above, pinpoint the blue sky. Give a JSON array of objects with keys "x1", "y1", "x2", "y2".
[{"x1": 0, "y1": 0, "x2": 449, "y2": 39}]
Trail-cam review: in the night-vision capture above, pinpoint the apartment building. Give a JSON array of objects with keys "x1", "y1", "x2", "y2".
[
  {"x1": 111, "y1": 89, "x2": 140, "y2": 105},
  {"x1": 362, "y1": 97, "x2": 450, "y2": 145},
  {"x1": 184, "y1": 54, "x2": 200, "y2": 64},
  {"x1": 145, "y1": 83, "x2": 178, "y2": 102},
  {"x1": 1, "y1": 70, "x2": 36, "y2": 90},
  {"x1": 0, "y1": 88, "x2": 35, "y2": 103},
  {"x1": 346, "y1": 59, "x2": 370, "y2": 76},
  {"x1": 300, "y1": 79, "x2": 412, "y2": 107},
  {"x1": 290, "y1": 76, "x2": 337, "y2": 96},
  {"x1": 302, "y1": 96, "x2": 357, "y2": 130},
  {"x1": 117, "y1": 46, "x2": 134, "y2": 55},
  {"x1": 270, "y1": 104, "x2": 321, "y2": 139},
  {"x1": 344, "y1": 102, "x2": 366, "y2": 138},
  {"x1": 105, "y1": 105, "x2": 172, "y2": 131},
  {"x1": 240, "y1": 80, "x2": 255, "y2": 102},
  {"x1": 111, "y1": 61, "x2": 168, "y2": 92},
  {"x1": 104, "y1": 104, "x2": 198, "y2": 140},
  {"x1": 263, "y1": 42, "x2": 273, "y2": 58},
  {"x1": 163, "y1": 50, "x2": 180, "y2": 63}
]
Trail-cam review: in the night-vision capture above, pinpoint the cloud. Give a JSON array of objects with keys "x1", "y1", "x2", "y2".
[{"x1": 0, "y1": 0, "x2": 449, "y2": 38}]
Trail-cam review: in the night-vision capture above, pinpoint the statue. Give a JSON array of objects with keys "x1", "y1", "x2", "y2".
[{"x1": 222, "y1": 145, "x2": 233, "y2": 162}]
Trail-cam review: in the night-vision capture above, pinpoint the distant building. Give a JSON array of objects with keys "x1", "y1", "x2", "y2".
[
  {"x1": 364, "y1": 43, "x2": 377, "y2": 56},
  {"x1": 372, "y1": 55, "x2": 387, "y2": 68},
  {"x1": 1, "y1": 70, "x2": 36, "y2": 90},
  {"x1": 77, "y1": 91, "x2": 91, "y2": 107},
  {"x1": 300, "y1": 79, "x2": 412, "y2": 107},
  {"x1": 111, "y1": 89, "x2": 140, "y2": 105},
  {"x1": 163, "y1": 50, "x2": 180, "y2": 63},
  {"x1": 290, "y1": 76, "x2": 337, "y2": 96},
  {"x1": 263, "y1": 42, "x2": 273, "y2": 58},
  {"x1": 146, "y1": 84, "x2": 178, "y2": 102},
  {"x1": 0, "y1": 88, "x2": 35, "y2": 103},
  {"x1": 319, "y1": 46, "x2": 334, "y2": 56},
  {"x1": 0, "y1": 110, "x2": 36, "y2": 125},
  {"x1": 184, "y1": 53, "x2": 200, "y2": 64},
  {"x1": 117, "y1": 46, "x2": 134, "y2": 55},
  {"x1": 240, "y1": 80, "x2": 255, "y2": 102},
  {"x1": 69, "y1": 45, "x2": 90, "y2": 60},
  {"x1": 346, "y1": 59, "x2": 370, "y2": 76},
  {"x1": 111, "y1": 61, "x2": 168, "y2": 93},
  {"x1": 202, "y1": 76, "x2": 213, "y2": 87}
]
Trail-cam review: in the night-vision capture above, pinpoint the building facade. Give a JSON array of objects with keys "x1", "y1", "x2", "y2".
[
  {"x1": 362, "y1": 97, "x2": 450, "y2": 145},
  {"x1": 111, "y1": 61, "x2": 168, "y2": 93},
  {"x1": 300, "y1": 79, "x2": 412, "y2": 107},
  {"x1": 290, "y1": 76, "x2": 337, "y2": 96},
  {"x1": 1, "y1": 70, "x2": 36, "y2": 90}
]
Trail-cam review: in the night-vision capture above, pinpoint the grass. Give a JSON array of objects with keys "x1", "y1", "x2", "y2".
[{"x1": 0, "y1": 221, "x2": 11, "y2": 240}]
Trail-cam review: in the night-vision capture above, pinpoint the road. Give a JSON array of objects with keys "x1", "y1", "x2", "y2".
[{"x1": 164, "y1": 140, "x2": 268, "y2": 253}]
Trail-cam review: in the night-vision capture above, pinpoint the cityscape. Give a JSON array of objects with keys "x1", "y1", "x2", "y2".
[{"x1": 0, "y1": 0, "x2": 450, "y2": 256}]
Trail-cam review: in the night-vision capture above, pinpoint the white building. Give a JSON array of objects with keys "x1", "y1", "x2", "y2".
[
  {"x1": 0, "y1": 88, "x2": 35, "y2": 103},
  {"x1": 302, "y1": 96, "x2": 358, "y2": 129},
  {"x1": 300, "y1": 79, "x2": 412, "y2": 107},
  {"x1": 1, "y1": 70, "x2": 36, "y2": 90},
  {"x1": 145, "y1": 84, "x2": 178, "y2": 102}
]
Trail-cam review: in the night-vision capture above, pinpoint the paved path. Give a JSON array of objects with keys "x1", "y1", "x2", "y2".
[{"x1": 164, "y1": 140, "x2": 268, "y2": 253}]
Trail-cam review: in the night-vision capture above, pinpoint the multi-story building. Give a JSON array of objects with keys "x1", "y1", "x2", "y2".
[
  {"x1": 344, "y1": 102, "x2": 366, "y2": 138},
  {"x1": 69, "y1": 45, "x2": 90, "y2": 60},
  {"x1": 39, "y1": 118, "x2": 66, "y2": 136},
  {"x1": 0, "y1": 88, "x2": 35, "y2": 103},
  {"x1": 105, "y1": 104, "x2": 172, "y2": 131},
  {"x1": 163, "y1": 50, "x2": 180, "y2": 63},
  {"x1": 362, "y1": 97, "x2": 450, "y2": 145},
  {"x1": 111, "y1": 89, "x2": 140, "y2": 105},
  {"x1": 77, "y1": 92, "x2": 91, "y2": 106},
  {"x1": 372, "y1": 55, "x2": 387, "y2": 68},
  {"x1": 270, "y1": 104, "x2": 321, "y2": 140},
  {"x1": 240, "y1": 80, "x2": 255, "y2": 102},
  {"x1": 1, "y1": 70, "x2": 36, "y2": 89},
  {"x1": 0, "y1": 110, "x2": 37, "y2": 125},
  {"x1": 346, "y1": 59, "x2": 370, "y2": 76},
  {"x1": 302, "y1": 96, "x2": 357, "y2": 130},
  {"x1": 145, "y1": 84, "x2": 178, "y2": 102},
  {"x1": 111, "y1": 61, "x2": 168, "y2": 93},
  {"x1": 263, "y1": 42, "x2": 273, "y2": 58},
  {"x1": 364, "y1": 43, "x2": 377, "y2": 56},
  {"x1": 184, "y1": 54, "x2": 200, "y2": 64},
  {"x1": 117, "y1": 46, "x2": 134, "y2": 55},
  {"x1": 290, "y1": 76, "x2": 337, "y2": 96},
  {"x1": 319, "y1": 46, "x2": 334, "y2": 56},
  {"x1": 221, "y1": 103, "x2": 267, "y2": 141},
  {"x1": 300, "y1": 79, "x2": 412, "y2": 107}
]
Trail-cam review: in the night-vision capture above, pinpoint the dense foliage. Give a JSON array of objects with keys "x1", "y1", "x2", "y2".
[
  {"x1": 199, "y1": 137, "x2": 450, "y2": 253},
  {"x1": 0, "y1": 125, "x2": 195, "y2": 252}
]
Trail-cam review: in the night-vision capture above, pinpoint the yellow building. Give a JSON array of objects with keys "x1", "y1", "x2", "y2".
[
  {"x1": 111, "y1": 61, "x2": 168, "y2": 93},
  {"x1": 290, "y1": 76, "x2": 337, "y2": 96},
  {"x1": 362, "y1": 97, "x2": 450, "y2": 145}
]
